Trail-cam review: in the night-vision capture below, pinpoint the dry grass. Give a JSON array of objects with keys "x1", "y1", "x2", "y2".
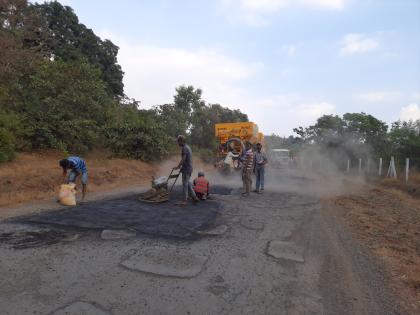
[
  {"x1": 0, "y1": 151, "x2": 160, "y2": 207},
  {"x1": 0, "y1": 151, "x2": 215, "y2": 209},
  {"x1": 328, "y1": 178, "x2": 420, "y2": 314}
]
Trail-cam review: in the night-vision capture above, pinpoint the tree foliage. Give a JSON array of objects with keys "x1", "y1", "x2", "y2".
[
  {"x1": 293, "y1": 113, "x2": 420, "y2": 168},
  {"x1": 31, "y1": 1, "x2": 124, "y2": 96},
  {"x1": 0, "y1": 1, "x2": 248, "y2": 162},
  {"x1": 157, "y1": 85, "x2": 248, "y2": 150}
]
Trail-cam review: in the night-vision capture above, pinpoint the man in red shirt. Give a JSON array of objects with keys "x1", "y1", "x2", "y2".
[{"x1": 193, "y1": 171, "x2": 210, "y2": 200}]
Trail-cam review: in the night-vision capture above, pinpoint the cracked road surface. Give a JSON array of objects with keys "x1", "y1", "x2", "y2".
[{"x1": 0, "y1": 176, "x2": 401, "y2": 315}]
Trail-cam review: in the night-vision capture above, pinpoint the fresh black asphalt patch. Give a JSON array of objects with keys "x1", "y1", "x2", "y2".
[{"x1": 8, "y1": 194, "x2": 223, "y2": 243}]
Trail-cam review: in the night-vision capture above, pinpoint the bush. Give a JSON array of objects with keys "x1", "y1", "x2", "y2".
[
  {"x1": 0, "y1": 128, "x2": 16, "y2": 162},
  {"x1": 104, "y1": 109, "x2": 170, "y2": 161}
]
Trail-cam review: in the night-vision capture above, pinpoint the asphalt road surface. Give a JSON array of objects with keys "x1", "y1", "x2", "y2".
[{"x1": 0, "y1": 174, "x2": 401, "y2": 315}]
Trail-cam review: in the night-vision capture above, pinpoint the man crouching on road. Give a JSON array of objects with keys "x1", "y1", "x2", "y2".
[
  {"x1": 174, "y1": 135, "x2": 199, "y2": 206},
  {"x1": 193, "y1": 171, "x2": 210, "y2": 200},
  {"x1": 242, "y1": 141, "x2": 254, "y2": 197},
  {"x1": 59, "y1": 156, "x2": 88, "y2": 200}
]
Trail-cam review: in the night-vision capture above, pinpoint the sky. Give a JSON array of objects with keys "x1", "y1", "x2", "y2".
[{"x1": 52, "y1": 0, "x2": 420, "y2": 135}]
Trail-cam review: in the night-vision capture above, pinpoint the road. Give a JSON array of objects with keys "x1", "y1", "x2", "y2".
[{"x1": 0, "y1": 173, "x2": 401, "y2": 315}]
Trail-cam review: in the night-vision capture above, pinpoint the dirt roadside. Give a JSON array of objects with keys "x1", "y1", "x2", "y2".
[
  {"x1": 326, "y1": 177, "x2": 420, "y2": 314},
  {"x1": 0, "y1": 151, "x2": 159, "y2": 208}
]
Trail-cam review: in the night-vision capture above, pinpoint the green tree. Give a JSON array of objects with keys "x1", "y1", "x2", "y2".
[
  {"x1": 22, "y1": 59, "x2": 114, "y2": 152},
  {"x1": 343, "y1": 112, "x2": 388, "y2": 156},
  {"x1": 31, "y1": 1, "x2": 124, "y2": 97},
  {"x1": 104, "y1": 105, "x2": 170, "y2": 161},
  {"x1": 388, "y1": 120, "x2": 420, "y2": 167}
]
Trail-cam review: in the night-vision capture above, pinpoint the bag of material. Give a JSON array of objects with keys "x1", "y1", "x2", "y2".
[
  {"x1": 59, "y1": 183, "x2": 77, "y2": 206},
  {"x1": 153, "y1": 176, "x2": 167, "y2": 186}
]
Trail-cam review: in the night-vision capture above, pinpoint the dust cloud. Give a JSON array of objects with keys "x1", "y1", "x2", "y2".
[{"x1": 152, "y1": 143, "x2": 370, "y2": 198}]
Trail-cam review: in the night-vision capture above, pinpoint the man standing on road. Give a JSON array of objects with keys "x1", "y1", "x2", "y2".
[
  {"x1": 253, "y1": 142, "x2": 267, "y2": 193},
  {"x1": 174, "y1": 135, "x2": 199, "y2": 206},
  {"x1": 241, "y1": 141, "x2": 254, "y2": 197},
  {"x1": 59, "y1": 156, "x2": 88, "y2": 200}
]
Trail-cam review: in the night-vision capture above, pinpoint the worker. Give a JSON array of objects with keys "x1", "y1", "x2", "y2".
[
  {"x1": 193, "y1": 171, "x2": 210, "y2": 200},
  {"x1": 224, "y1": 147, "x2": 240, "y2": 169},
  {"x1": 59, "y1": 156, "x2": 88, "y2": 200},
  {"x1": 174, "y1": 135, "x2": 199, "y2": 205},
  {"x1": 253, "y1": 142, "x2": 268, "y2": 193},
  {"x1": 241, "y1": 141, "x2": 254, "y2": 197}
]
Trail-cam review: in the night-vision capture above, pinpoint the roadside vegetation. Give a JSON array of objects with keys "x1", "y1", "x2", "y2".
[
  {"x1": 0, "y1": 0, "x2": 247, "y2": 163},
  {"x1": 266, "y1": 113, "x2": 420, "y2": 170}
]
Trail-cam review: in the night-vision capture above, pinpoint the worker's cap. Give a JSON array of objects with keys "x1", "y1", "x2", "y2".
[{"x1": 198, "y1": 171, "x2": 205, "y2": 177}]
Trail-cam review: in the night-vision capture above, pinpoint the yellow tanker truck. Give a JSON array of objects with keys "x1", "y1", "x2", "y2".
[{"x1": 214, "y1": 122, "x2": 264, "y2": 169}]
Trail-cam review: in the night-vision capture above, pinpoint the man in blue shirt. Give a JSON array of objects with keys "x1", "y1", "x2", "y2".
[
  {"x1": 253, "y1": 143, "x2": 268, "y2": 193},
  {"x1": 59, "y1": 156, "x2": 88, "y2": 200},
  {"x1": 174, "y1": 135, "x2": 198, "y2": 205}
]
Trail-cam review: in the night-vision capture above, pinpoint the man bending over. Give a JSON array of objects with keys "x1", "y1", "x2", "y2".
[{"x1": 59, "y1": 156, "x2": 88, "y2": 200}]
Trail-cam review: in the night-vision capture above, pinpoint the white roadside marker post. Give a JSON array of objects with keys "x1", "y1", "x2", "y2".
[
  {"x1": 367, "y1": 158, "x2": 371, "y2": 175},
  {"x1": 358, "y1": 158, "x2": 362, "y2": 174},
  {"x1": 346, "y1": 159, "x2": 350, "y2": 173},
  {"x1": 387, "y1": 156, "x2": 397, "y2": 178},
  {"x1": 405, "y1": 158, "x2": 409, "y2": 184},
  {"x1": 378, "y1": 158, "x2": 383, "y2": 176}
]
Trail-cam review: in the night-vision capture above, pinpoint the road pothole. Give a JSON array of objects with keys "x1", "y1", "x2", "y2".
[
  {"x1": 120, "y1": 246, "x2": 208, "y2": 278},
  {"x1": 51, "y1": 301, "x2": 110, "y2": 315},
  {"x1": 240, "y1": 217, "x2": 264, "y2": 231},
  {"x1": 266, "y1": 240, "x2": 305, "y2": 263},
  {"x1": 0, "y1": 230, "x2": 79, "y2": 249},
  {"x1": 197, "y1": 224, "x2": 228, "y2": 236},
  {"x1": 101, "y1": 229, "x2": 136, "y2": 240}
]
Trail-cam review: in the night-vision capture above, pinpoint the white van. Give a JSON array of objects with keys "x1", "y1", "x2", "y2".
[{"x1": 270, "y1": 149, "x2": 290, "y2": 168}]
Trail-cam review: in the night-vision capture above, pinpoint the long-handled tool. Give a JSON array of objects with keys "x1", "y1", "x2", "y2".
[{"x1": 168, "y1": 168, "x2": 181, "y2": 193}]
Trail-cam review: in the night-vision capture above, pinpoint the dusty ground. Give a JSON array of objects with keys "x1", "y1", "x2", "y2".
[
  {"x1": 0, "y1": 151, "x2": 213, "y2": 210},
  {"x1": 0, "y1": 170, "x2": 405, "y2": 315},
  {"x1": 0, "y1": 151, "x2": 159, "y2": 208},
  {"x1": 328, "y1": 175, "x2": 420, "y2": 314}
]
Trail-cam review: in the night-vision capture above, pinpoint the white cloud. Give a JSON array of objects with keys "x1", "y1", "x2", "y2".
[
  {"x1": 282, "y1": 44, "x2": 300, "y2": 56},
  {"x1": 412, "y1": 92, "x2": 420, "y2": 101},
  {"x1": 240, "y1": 95, "x2": 336, "y2": 135},
  {"x1": 298, "y1": 101, "x2": 335, "y2": 119},
  {"x1": 399, "y1": 104, "x2": 420, "y2": 121},
  {"x1": 340, "y1": 33, "x2": 379, "y2": 55},
  {"x1": 354, "y1": 91, "x2": 400, "y2": 102},
  {"x1": 56, "y1": 0, "x2": 73, "y2": 6},
  {"x1": 221, "y1": 0, "x2": 345, "y2": 26},
  {"x1": 99, "y1": 32, "x2": 263, "y2": 107},
  {"x1": 223, "y1": 0, "x2": 345, "y2": 12}
]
